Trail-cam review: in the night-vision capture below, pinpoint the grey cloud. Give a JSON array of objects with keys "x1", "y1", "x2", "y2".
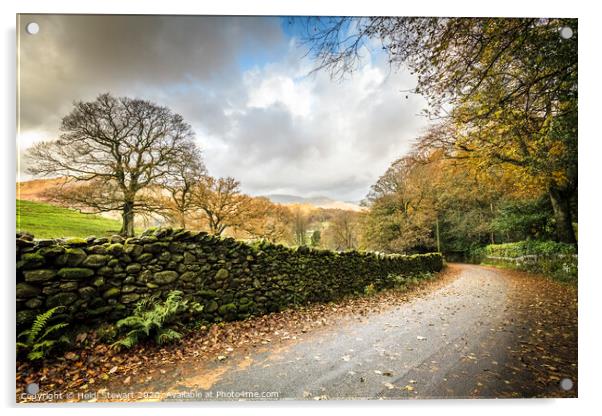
[
  {"x1": 149, "y1": 84, "x2": 240, "y2": 138},
  {"x1": 18, "y1": 14, "x2": 284, "y2": 132},
  {"x1": 227, "y1": 104, "x2": 327, "y2": 165}
]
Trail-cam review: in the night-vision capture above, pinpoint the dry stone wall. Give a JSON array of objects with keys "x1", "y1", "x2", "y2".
[{"x1": 16, "y1": 228, "x2": 443, "y2": 328}]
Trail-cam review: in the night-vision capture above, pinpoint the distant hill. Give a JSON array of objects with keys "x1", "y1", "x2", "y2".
[
  {"x1": 16, "y1": 178, "x2": 364, "y2": 213},
  {"x1": 16, "y1": 178, "x2": 67, "y2": 202},
  {"x1": 265, "y1": 194, "x2": 363, "y2": 212}
]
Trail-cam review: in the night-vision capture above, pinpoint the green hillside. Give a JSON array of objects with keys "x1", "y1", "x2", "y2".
[{"x1": 16, "y1": 199, "x2": 123, "y2": 239}]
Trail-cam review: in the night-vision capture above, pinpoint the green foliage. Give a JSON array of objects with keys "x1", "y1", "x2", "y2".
[
  {"x1": 364, "y1": 270, "x2": 434, "y2": 296},
  {"x1": 466, "y1": 245, "x2": 487, "y2": 264},
  {"x1": 361, "y1": 157, "x2": 437, "y2": 254},
  {"x1": 416, "y1": 271, "x2": 434, "y2": 281},
  {"x1": 363, "y1": 283, "x2": 376, "y2": 296},
  {"x1": 385, "y1": 273, "x2": 407, "y2": 288},
  {"x1": 491, "y1": 198, "x2": 555, "y2": 241},
  {"x1": 482, "y1": 240, "x2": 577, "y2": 283},
  {"x1": 484, "y1": 240, "x2": 576, "y2": 257},
  {"x1": 111, "y1": 290, "x2": 203, "y2": 350},
  {"x1": 17, "y1": 307, "x2": 69, "y2": 361}
]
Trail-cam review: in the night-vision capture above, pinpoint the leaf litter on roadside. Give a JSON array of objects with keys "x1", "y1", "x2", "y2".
[{"x1": 16, "y1": 266, "x2": 461, "y2": 402}]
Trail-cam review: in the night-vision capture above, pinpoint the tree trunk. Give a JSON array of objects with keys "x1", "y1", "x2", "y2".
[
  {"x1": 120, "y1": 201, "x2": 135, "y2": 237},
  {"x1": 435, "y1": 217, "x2": 441, "y2": 252},
  {"x1": 549, "y1": 186, "x2": 577, "y2": 245},
  {"x1": 489, "y1": 203, "x2": 495, "y2": 244}
]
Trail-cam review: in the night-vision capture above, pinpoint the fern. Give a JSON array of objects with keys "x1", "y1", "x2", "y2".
[
  {"x1": 27, "y1": 351, "x2": 44, "y2": 361},
  {"x1": 40, "y1": 323, "x2": 69, "y2": 342},
  {"x1": 24, "y1": 307, "x2": 59, "y2": 343},
  {"x1": 156, "y1": 328, "x2": 182, "y2": 345},
  {"x1": 17, "y1": 307, "x2": 68, "y2": 362},
  {"x1": 111, "y1": 290, "x2": 201, "y2": 350},
  {"x1": 111, "y1": 332, "x2": 139, "y2": 350}
]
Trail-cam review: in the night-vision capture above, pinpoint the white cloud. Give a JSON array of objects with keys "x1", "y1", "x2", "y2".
[
  {"x1": 246, "y1": 72, "x2": 313, "y2": 118},
  {"x1": 198, "y1": 47, "x2": 429, "y2": 201}
]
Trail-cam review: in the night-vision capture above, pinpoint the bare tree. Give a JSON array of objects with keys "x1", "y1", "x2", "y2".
[
  {"x1": 324, "y1": 210, "x2": 359, "y2": 251},
  {"x1": 160, "y1": 142, "x2": 207, "y2": 228},
  {"x1": 291, "y1": 207, "x2": 309, "y2": 246},
  {"x1": 26, "y1": 93, "x2": 196, "y2": 236}
]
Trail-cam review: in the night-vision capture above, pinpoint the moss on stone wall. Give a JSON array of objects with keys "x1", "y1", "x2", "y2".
[{"x1": 16, "y1": 228, "x2": 443, "y2": 328}]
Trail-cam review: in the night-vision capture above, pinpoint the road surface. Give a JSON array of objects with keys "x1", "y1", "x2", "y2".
[{"x1": 155, "y1": 264, "x2": 577, "y2": 400}]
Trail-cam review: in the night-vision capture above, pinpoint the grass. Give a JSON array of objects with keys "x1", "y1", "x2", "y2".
[{"x1": 16, "y1": 199, "x2": 124, "y2": 239}]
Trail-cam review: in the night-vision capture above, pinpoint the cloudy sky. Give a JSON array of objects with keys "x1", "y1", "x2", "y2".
[{"x1": 17, "y1": 14, "x2": 428, "y2": 202}]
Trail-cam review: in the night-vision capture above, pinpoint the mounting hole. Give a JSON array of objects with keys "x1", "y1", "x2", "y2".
[
  {"x1": 560, "y1": 378, "x2": 574, "y2": 391},
  {"x1": 25, "y1": 22, "x2": 39, "y2": 35},
  {"x1": 560, "y1": 26, "x2": 573, "y2": 40},
  {"x1": 26, "y1": 382, "x2": 40, "y2": 395}
]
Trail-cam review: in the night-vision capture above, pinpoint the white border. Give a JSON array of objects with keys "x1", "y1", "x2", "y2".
[{"x1": 2, "y1": 1, "x2": 600, "y2": 415}]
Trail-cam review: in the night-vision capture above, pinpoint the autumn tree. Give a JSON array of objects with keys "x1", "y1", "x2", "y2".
[
  {"x1": 303, "y1": 17, "x2": 578, "y2": 244},
  {"x1": 425, "y1": 152, "x2": 512, "y2": 255},
  {"x1": 192, "y1": 176, "x2": 248, "y2": 236},
  {"x1": 360, "y1": 155, "x2": 437, "y2": 253},
  {"x1": 238, "y1": 197, "x2": 293, "y2": 243},
  {"x1": 26, "y1": 93, "x2": 196, "y2": 236},
  {"x1": 361, "y1": 126, "x2": 552, "y2": 256}
]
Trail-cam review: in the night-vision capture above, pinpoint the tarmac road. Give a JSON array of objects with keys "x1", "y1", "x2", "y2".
[{"x1": 163, "y1": 264, "x2": 577, "y2": 400}]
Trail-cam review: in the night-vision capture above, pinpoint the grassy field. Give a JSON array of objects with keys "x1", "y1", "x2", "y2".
[{"x1": 16, "y1": 199, "x2": 123, "y2": 239}]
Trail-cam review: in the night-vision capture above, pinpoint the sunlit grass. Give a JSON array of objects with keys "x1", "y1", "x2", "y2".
[{"x1": 16, "y1": 199, "x2": 124, "y2": 239}]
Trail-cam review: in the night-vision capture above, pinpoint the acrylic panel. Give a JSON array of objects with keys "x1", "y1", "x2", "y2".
[{"x1": 16, "y1": 14, "x2": 578, "y2": 403}]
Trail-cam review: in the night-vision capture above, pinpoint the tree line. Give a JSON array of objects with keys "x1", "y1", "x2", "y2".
[{"x1": 302, "y1": 17, "x2": 577, "y2": 251}]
